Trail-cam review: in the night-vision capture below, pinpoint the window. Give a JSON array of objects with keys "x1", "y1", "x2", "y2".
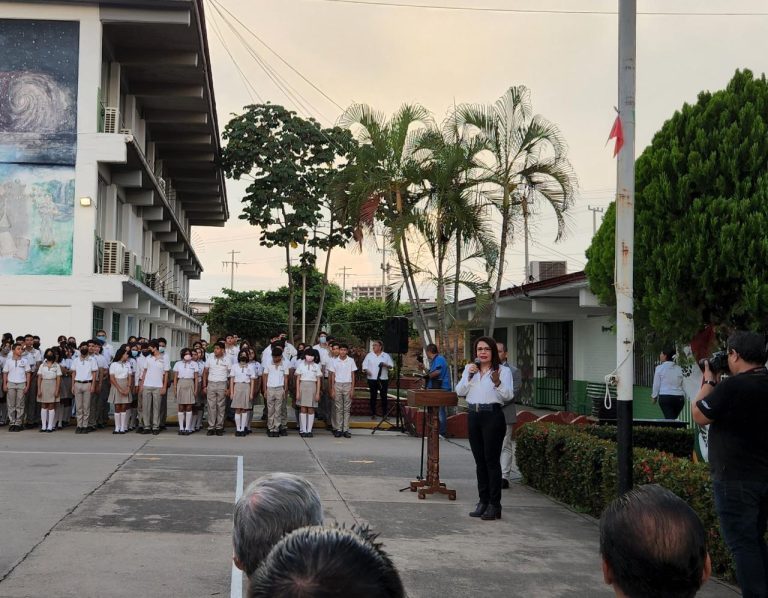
[
  {"x1": 92, "y1": 306, "x2": 104, "y2": 340},
  {"x1": 112, "y1": 312, "x2": 121, "y2": 342},
  {"x1": 634, "y1": 343, "x2": 657, "y2": 387}
]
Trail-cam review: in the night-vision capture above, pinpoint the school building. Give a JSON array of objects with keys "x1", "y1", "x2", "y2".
[{"x1": 0, "y1": 0, "x2": 228, "y2": 352}]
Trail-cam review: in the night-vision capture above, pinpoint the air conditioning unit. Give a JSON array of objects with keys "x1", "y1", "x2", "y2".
[
  {"x1": 102, "y1": 240, "x2": 126, "y2": 274},
  {"x1": 103, "y1": 107, "x2": 119, "y2": 134},
  {"x1": 167, "y1": 291, "x2": 180, "y2": 306},
  {"x1": 123, "y1": 251, "x2": 137, "y2": 279},
  {"x1": 144, "y1": 272, "x2": 157, "y2": 290},
  {"x1": 529, "y1": 260, "x2": 567, "y2": 282},
  {"x1": 119, "y1": 128, "x2": 133, "y2": 139}
]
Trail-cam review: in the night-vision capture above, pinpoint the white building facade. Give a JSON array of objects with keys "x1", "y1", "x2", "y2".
[{"x1": 0, "y1": 0, "x2": 228, "y2": 353}]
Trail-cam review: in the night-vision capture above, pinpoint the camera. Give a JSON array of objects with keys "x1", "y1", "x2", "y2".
[{"x1": 698, "y1": 350, "x2": 730, "y2": 375}]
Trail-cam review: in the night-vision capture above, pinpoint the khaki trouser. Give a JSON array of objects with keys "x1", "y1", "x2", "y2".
[
  {"x1": 6, "y1": 382, "x2": 26, "y2": 426},
  {"x1": 206, "y1": 381, "x2": 227, "y2": 430},
  {"x1": 136, "y1": 387, "x2": 144, "y2": 427},
  {"x1": 267, "y1": 387, "x2": 284, "y2": 432},
  {"x1": 501, "y1": 424, "x2": 515, "y2": 480},
  {"x1": 73, "y1": 381, "x2": 92, "y2": 429},
  {"x1": 25, "y1": 372, "x2": 38, "y2": 424},
  {"x1": 142, "y1": 386, "x2": 162, "y2": 431},
  {"x1": 334, "y1": 382, "x2": 353, "y2": 432}
]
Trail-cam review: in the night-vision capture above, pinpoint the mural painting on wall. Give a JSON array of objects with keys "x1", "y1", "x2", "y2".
[{"x1": 0, "y1": 19, "x2": 79, "y2": 275}]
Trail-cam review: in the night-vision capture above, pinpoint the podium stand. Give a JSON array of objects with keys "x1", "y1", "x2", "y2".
[{"x1": 407, "y1": 389, "x2": 457, "y2": 500}]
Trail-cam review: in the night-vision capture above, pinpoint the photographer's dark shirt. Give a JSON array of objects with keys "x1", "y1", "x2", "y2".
[{"x1": 697, "y1": 368, "x2": 768, "y2": 482}]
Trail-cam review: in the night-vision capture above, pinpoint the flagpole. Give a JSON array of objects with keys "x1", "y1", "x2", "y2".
[{"x1": 615, "y1": 0, "x2": 636, "y2": 495}]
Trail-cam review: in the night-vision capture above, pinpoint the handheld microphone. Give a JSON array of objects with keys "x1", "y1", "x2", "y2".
[{"x1": 471, "y1": 358, "x2": 481, "y2": 377}]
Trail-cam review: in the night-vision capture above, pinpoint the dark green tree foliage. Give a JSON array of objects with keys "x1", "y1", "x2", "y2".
[
  {"x1": 204, "y1": 289, "x2": 288, "y2": 346},
  {"x1": 586, "y1": 70, "x2": 768, "y2": 342},
  {"x1": 328, "y1": 299, "x2": 412, "y2": 348}
]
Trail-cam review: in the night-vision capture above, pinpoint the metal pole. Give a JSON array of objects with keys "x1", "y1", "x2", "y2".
[
  {"x1": 302, "y1": 271, "x2": 307, "y2": 342},
  {"x1": 588, "y1": 205, "x2": 605, "y2": 235},
  {"x1": 616, "y1": 0, "x2": 636, "y2": 495}
]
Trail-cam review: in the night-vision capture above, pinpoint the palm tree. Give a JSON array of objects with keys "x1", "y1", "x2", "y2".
[
  {"x1": 455, "y1": 86, "x2": 578, "y2": 335},
  {"x1": 338, "y1": 103, "x2": 436, "y2": 345}
]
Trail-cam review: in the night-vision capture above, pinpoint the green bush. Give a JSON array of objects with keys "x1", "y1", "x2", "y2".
[
  {"x1": 515, "y1": 423, "x2": 734, "y2": 581},
  {"x1": 581, "y1": 425, "x2": 695, "y2": 459}
]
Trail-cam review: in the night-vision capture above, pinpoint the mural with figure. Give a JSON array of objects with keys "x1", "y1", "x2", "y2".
[{"x1": 0, "y1": 19, "x2": 79, "y2": 275}]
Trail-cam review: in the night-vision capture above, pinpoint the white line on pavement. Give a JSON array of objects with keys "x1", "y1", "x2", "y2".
[
  {"x1": 231, "y1": 455, "x2": 244, "y2": 598},
  {"x1": 0, "y1": 450, "x2": 240, "y2": 458}
]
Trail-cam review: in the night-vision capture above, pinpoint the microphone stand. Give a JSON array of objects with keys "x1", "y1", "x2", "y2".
[{"x1": 400, "y1": 370, "x2": 428, "y2": 491}]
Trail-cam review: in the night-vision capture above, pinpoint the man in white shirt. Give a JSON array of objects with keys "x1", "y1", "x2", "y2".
[
  {"x1": 22, "y1": 334, "x2": 42, "y2": 428},
  {"x1": 498, "y1": 342, "x2": 523, "y2": 489},
  {"x1": 139, "y1": 340, "x2": 170, "y2": 435},
  {"x1": 204, "y1": 341, "x2": 230, "y2": 436},
  {"x1": 134, "y1": 343, "x2": 149, "y2": 431},
  {"x1": 88, "y1": 339, "x2": 109, "y2": 431},
  {"x1": 95, "y1": 329, "x2": 114, "y2": 362},
  {"x1": 3, "y1": 343, "x2": 31, "y2": 431},
  {"x1": 157, "y1": 337, "x2": 171, "y2": 430},
  {"x1": 362, "y1": 340, "x2": 394, "y2": 420},
  {"x1": 262, "y1": 347, "x2": 289, "y2": 437},
  {"x1": 313, "y1": 332, "x2": 332, "y2": 426},
  {"x1": 329, "y1": 344, "x2": 357, "y2": 438},
  {"x1": 71, "y1": 343, "x2": 98, "y2": 434}
]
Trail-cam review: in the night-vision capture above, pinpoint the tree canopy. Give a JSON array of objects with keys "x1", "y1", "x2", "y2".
[
  {"x1": 585, "y1": 69, "x2": 768, "y2": 343},
  {"x1": 327, "y1": 299, "x2": 412, "y2": 348}
]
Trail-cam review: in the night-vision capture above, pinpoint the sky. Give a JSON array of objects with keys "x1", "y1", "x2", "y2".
[{"x1": 189, "y1": 0, "x2": 768, "y2": 301}]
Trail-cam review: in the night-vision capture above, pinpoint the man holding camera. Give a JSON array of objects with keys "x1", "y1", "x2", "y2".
[{"x1": 692, "y1": 331, "x2": 768, "y2": 597}]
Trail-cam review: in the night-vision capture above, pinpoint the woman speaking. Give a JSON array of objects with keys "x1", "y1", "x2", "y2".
[{"x1": 456, "y1": 336, "x2": 513, "y2": 521}]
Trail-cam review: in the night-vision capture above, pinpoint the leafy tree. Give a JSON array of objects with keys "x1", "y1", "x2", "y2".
[
  {"x1": 586, "y1": 70, "x2": 768, "y2": 343},
  {"x1": 204, "y1": 289, "x2": 287, "y2": 346},
  {"x1": 328, "y1": 299, "x2": 412, "y2": 348},
  {"x1": 220, "y1": 103, "x2": 354, "y2": 340},
  {"x1": 456, "y1": 86, "x2": 578, "y2": 335}
]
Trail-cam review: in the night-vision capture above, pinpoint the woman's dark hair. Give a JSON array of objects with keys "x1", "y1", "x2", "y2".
[
  {"x1": 44, "y1": 347, "x2": 56, "y2": 361},
  {"x1": 662, "y1": 347, "x2": 676, "y2": 361},
  {"x1": 113, "y1": 346, "x2": 129, "y2": 363},
  {"x1": 238, "y1": 350, "x2": 249, "y2": 362},
  {"x1": 179, "y1": 347, "x2": 191, "y2": 359},
  {"x1": 473, "y1": 336, "x2": 501, "y2": 370}
]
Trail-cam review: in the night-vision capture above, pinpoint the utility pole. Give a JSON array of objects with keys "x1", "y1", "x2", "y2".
[
  {"x1": 615, "y1": 0, "x2": 636, "y2": 495},
  {"x1": 222, "y1": 250, "x2": 242, "y2": 290},
  {"x1": 588, "y1": 205, "x2": 605, "y2": 235},
  {"x1": 379, "y1": 228, "x2": 388, "y2": 298},
  {"x1": 338, "y1": 266, "x2": 352, "y2": 303}
]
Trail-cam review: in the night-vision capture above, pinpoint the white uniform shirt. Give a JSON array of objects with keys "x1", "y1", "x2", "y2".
[
  {"x1": 142, "y1": 355, "x2": 169, "y2": 387},
  {"x1": 38, "y1": 362, "x2": 62, "y2": 380},
  {"x1": 225, "y1": 346, "x2": 240, "y2": 367},
  {"x1": 313, "y1": 344, "x2": 331, "y2": 376},
  {"x1": 94, "y1": 353, "x2": 108, "y2": 371},
  {"x1": 3, "y1": 357, "x2": 30, "y2": 383},
  {"x1": 134, "y1": 354, "x2": 147, "y2": 384},
  {"x1": 455, "y1": 366, "x2": 513, "y2": 405},
  {"x1": 196, "y1": 359, "x2": 206, "y2": 376},
  {"x1": 296, "y1": 361, "x2": 323, "y2": 382},
  {"x1": 263, "y1": 361, "x2": 289, "y2": 387},
  {"x1": 61, "y1": 357, "x2": 73, "y2": 374},
  {"x1": 283, "y1": 342, "x2": 297, "y2": 361},
  {"x1": 72, "y1": 356, "x2": 98, "y2": 381},
  {"x1": 173, "y1": 360, "x2": 198, "y2": 380},
  {"x1": 330, "y1": 356, "x2": 357, "y2": 384},
  {"x1": 205, "y1": 354, "x2": 231, "y2": 383},
  {"x1": 362, "y1": 351, "x2": 394, "y2": 381},
  {"x1": 109, "y1": 361, "x2": 131, "y2": 380},
  {"x1": 652, "y1": 361, "x2": 685, "y2": 398},
  {"x1": 101, "y1": 343, "x2": 115, "y2": 362},
  {"x1": 248, "y1": 361, "x2": 263, "y2": 379},
  {"x1": 23, "y1": 349, "x2": 40, "y2": 372},
  {"x1": 230, "y1": 363, "x2": 252, "y2": 384}
]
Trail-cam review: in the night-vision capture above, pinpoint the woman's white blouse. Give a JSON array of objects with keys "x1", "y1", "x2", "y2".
[
  {"x1": 652, "y1": 361, "x2": 685, "y2": 398},
  {"x1": 109, "y1": 361, "x2": 131, "y2": 380},
  {"x1": 455, "y1": 365, "x2": 513, "y2": 405},
  {"x1": 230, "y1": 364, "x2": 253, "y2": 384}
]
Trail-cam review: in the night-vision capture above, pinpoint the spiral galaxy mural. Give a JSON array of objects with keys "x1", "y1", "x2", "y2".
[{"x1": 0, "y1": 20, "x2": 79, "y2": 275}]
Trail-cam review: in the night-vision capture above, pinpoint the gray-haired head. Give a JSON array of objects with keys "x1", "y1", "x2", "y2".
[{"x1": 233, "y1": 473, "x2": 323, "y2": 575}]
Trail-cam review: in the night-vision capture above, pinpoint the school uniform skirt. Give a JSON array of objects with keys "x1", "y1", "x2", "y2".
[
  {"x1": 298, "y1": 380, "x2": 319, "y2": 408},
  {"x1": 176, "y1": 378, "x2": 196, "y2": 405},
  {"x1": 38, "y1": 378, "x2": 58, "y2": 403},
  {"x1": 108, "y1": 382, "x2": 132, "y2": 405},
  {"x1": 59, "y1": 375, "x2": 73, "y2": 400},
  {"x1": 231, "y1": 382, "x2": 251, "y2": 409}
]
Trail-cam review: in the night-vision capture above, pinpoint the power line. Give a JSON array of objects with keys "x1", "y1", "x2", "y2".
[{"x1": 309, "y1": 0, "x2": 768, "y2": 17}]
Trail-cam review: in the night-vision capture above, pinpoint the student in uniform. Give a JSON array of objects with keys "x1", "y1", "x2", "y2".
[
  {"x1": 57, "y1": 344, "x2": 74, "y2": 429},
  {"x1": 329, "y1": 343, "x2": 357, "y2": 439},
  {"x1": 296, "y1": 348, "x2": 322, "y2": 438},
  {"x1": 157, "y1": 337, "x2": 170, "y2": 430},
  {"x1": 230, "y1": 350, "x2": 254, "y2": 437},
  {"x1": 246, "y1": 348, "x2": 263, "y2": 435},
  {"x1": 37, "y1": 348, "x2": 62, "y2": 432},
  {"x1": 0, "y1": 340, "x2": 10, "y2": 426},
  {"x1": 138, "y1": 340, "x2": 170, "y2": 435},
  {"x1": 192, "y1": 347, "x2": 207, "y2": 432},
  {"x1": 262, "y1": 346, "x2": 289, "y2": 438},
  {"x1": 126, "y1": 342, "x2": 141, "y2": 431},
  {"x1": 22, "y1": 334, "x2": 42, "y2": 428},
  {"x1": 203, "y1": 341, "x2": 230, "y2": 436},
  {"x1": 134, "y1": 342, "x2": 149, "y2": 432},
  {"x1": 72, "y1": 343, "x2": 98, "y2": 434},
  {"x1": 173, "y1": 348, "x2": 198, "y2": 436},
  {"x1": 108, "y1": 346, "x2": 132, "y2": 434},
  {"x1": 87, "y1": 339, "x2": 108, "y2": 431},
  {"x1": 3, "y1": 343, "x2": 31, "y2": 431}
]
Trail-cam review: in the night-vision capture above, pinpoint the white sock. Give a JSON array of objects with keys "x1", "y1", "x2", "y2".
[
  {"x1": 243, "y1": 411, "x2": 250, "y2": 430},
  {"x1": 178, "y1": 412, "x2": 184, "y2": 431},
  {"x1": 299, "y1": 413, "x2": 307, "y2": 433},
  {"x1": 307, "y1": 413, "x2": 315, "y2": 433},
  {"x1": 235, "y1": 413, "x2": 242, "y2": 431},
  {"x1": 40, "y1": 408, "x2": 46, "y2": 429},
  {"x1": 185, "y1": 411, "x2": 192, "y2": 432},
  {"x1": 121, "y1": 412, "x2": 128, "y2": 432},
  {"x1": 115, "y1": 412, "x2": 121, "y2": 432}
]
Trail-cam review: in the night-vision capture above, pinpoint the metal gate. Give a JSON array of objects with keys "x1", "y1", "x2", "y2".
[{"x1": 535, "y1": 322, "x2": 571, "y2": 410}]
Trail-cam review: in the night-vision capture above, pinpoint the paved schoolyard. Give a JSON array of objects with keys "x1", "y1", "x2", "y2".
[{"x1": 0, "y1": 427, "x2": 736, "y2": 598}]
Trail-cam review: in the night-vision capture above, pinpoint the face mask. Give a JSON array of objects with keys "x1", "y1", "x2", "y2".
[
  {"x1": 33, "y1": 341, "x2": 40, "y2": 349},
  {"x1": 319, "y1": 336, "x2": 326, "y2": 344},
  {"x1": 159, "y1": 347, "x2": 166, "y2": 353},
  {"x1": 45, "y1": 354, "x2": 54, "y2": 362},
  {"x1": 96, "y1": 335, "x2": 106, "y2": 343},
  {"x1": 305, "y1": 355, "x2": 315, "y2": 362},
  {"x1": 131, "y1": 350, "x2": 139, "y2": 357},
  {"x1": 239, "y1": 358, "x2": 247, "y2": 364},
  {"x1": 183, "y1": 354, "x2": 192, "y2": 362},
  {"x1": 80, "y1": 348, "x2": 88, "y2": 356},
  {"x1": 142, "y1": 350, "x2": 150, "y2": 356}
]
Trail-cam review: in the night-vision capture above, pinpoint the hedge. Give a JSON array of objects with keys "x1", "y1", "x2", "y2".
[
  {"x1": 515, "y1": 423, "x2": 734, "y2": 581},
  {"x1": 580, "y1": 425, "x2": 695, "y2": 458}
]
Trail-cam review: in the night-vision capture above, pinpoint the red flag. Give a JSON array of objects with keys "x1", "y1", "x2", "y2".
[{"x1": 608, "y1": 115, "x2": 624, "y2": 157}]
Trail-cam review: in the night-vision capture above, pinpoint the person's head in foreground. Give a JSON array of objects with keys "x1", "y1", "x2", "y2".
[
  {"x1": 232, "y1": 473, "x2": 323, "y2": 576},
  {"x1": 248, "y1": 525, "x2": 406, "y2": 598},
  {"x1": 600, "y1": 484, "x2": 711, "y2": 598}
]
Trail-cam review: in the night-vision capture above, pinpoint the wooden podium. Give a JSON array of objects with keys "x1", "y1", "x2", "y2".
[{"x1": 407, "y1": 389, "x2": 458, "y2": 500}]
